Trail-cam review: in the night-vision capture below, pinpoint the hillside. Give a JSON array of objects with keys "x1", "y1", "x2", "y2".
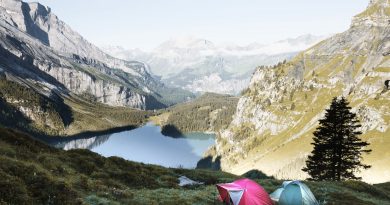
[
  {"x1": 211, "y1": 0, "x2": 390, "y2": 184},
  {"x1": 0, "y1": 0, "x2": 195, "y2": 136},
  {"x1": 0, "y1": 0, "x2": 192, "y2": 112},
  {"x1": 152, "y1": 93, "x2": 239, "y2": 134},
  {"x1": 0, "y1": 73, "x2": 154, "y2": 136},
  {"x1": 1, "y1": 127, "x2": 390, "y2": 204}
]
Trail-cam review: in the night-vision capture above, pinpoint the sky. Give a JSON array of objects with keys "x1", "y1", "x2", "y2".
[{"x1": 27, "y1": 0, "x2": 369, "y2": 51}]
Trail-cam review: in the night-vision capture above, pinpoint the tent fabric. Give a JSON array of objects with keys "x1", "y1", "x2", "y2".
[
  {"x1": 229, "y1": 190, "x2": 244, "y2": 205},
  {"x1": 269, "y1": 188, "x2": 284, "y2": 201},
  {"x1": 270, "y1": 181, "x2": 293, "y2": 202},
  {"x1": 178, "y1": 176, "x2": 204, "y2": 186},
  {"x1": 216, "y1": 178, "x2": 273, "y2": 205},
  {"x1": 282, "y1": 181, "x2": 293, "y2": 188},
  {"x1": 279, "y1": 183, "x2": 303, "y2": 205},
  {"x1": 270, "y1": 181, "x2": 319, "y2": 205}
]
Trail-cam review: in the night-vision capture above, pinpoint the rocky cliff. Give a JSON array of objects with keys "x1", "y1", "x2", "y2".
[
  {"x1": 213, "y1": 0, "x2": 390, "y2": 184},
  {"x1": 0, "y1": 0, "x2": 190, "y2": 110}
]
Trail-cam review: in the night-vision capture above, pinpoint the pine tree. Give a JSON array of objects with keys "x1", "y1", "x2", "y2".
[{"x1": 302, "y1": 97, "x2": 371, "y2": 181}]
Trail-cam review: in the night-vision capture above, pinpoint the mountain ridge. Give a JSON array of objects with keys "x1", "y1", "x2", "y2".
[
  {"x1": 102, "y1": 34, "x2": 326, "y2": 95},
  {"x1": 0, "y1": 0, "x2": 192, "y2": 110},
  {"x1": 210, "y1": 0, "x2": 390, "y2": 184}
]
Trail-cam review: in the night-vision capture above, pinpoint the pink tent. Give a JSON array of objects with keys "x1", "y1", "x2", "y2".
[{"x1": 216, "y1": 178, "x2": 273, "y2": 205}]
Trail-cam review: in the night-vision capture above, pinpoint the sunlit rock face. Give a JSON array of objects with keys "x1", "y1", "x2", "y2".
[
  {"x1": 213, "y1": 0, "x2": 390, "y2": 184},
  {"x1": 351, "y1": 0, "x2": 390, "y2": 27},
  {"x1": 0, "y1": 0, "x2": 183, "y2": 110}
]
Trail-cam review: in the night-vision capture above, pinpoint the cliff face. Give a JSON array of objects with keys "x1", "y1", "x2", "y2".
[
  {"x1": 0, "y1": 0, "x2": 186, "y2": 110},
  {"x1": 214, "y1": 0, "x2": 390, "y2": 184}
]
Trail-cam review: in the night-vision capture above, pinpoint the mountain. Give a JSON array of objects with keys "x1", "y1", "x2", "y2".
[
  {"x1": 102, "y1": 35, "x2": 325, "y2": 95},
  {"x1": 209, "y1": 0, "x2": 390, "y2": 184},
  {"x1": 0, "y1": 0, "x2": 192, "y2": 112}
]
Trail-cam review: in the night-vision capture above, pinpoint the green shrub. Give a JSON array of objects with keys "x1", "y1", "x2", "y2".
[{"x1": 242, "y1": 169, "x2": 275, "y2": 180}]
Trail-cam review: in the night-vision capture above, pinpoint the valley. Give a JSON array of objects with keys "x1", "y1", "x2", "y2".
[
  {"x1": 0, "y1": 0, "x2": 389, "y2": 204},
  {"x1": 0, "y1": 0, "x2": 193, "y2": 111},
  {"x1": 103, "y1": 35, "x2": 325, "y2": 95}
]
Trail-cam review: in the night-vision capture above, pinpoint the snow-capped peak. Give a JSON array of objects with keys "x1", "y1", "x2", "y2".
[
  {"x1": 156, "y1": 36, "x2": 215, "y2": 50},
  {"x1": 101, "y1": 34, "x2": 327, "y2": 95}
]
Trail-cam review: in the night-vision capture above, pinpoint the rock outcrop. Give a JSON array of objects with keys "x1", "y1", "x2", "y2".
[
  {"x1": 214, "y1": 0, "x2": 390, "y2": 184},
  {"x1": 0, "y1": 0, "x2": 188, "y2": 110}
]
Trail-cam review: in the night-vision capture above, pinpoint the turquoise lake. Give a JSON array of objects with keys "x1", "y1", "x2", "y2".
[{"x1": 47, "y1": 123, "x2": 215, "y2": 168}]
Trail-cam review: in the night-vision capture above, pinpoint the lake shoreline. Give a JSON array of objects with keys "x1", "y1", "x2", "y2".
[
  {"x1": 36, "y1": 124, "x2": 141, "y2": 143},
  {"x1": 42, "y1": 123, "x2": 216, "y2": 169}
]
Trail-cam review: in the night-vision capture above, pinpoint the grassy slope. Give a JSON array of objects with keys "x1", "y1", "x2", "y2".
[
  {"x1": 222, "y1": 56, "x2": 390, "y2": 183},
  {"x1": 151, "y1": 93, "x2": 239, "y2": 133},
  {"x1": 0, "y1": 77, "x2": 152, "y2": 137},
  {"x1": 61, "y1": 94, "x2": 152, "y2": 136},
  {"x1": 0, "y1": 127, "x2": 390, "y2": 204},
  {"x1": 0, "y1": 79, "x2": 233, "y2": 138},
  {"x1": 217, "y1": 4, "x2": 390, "y2": 183}
]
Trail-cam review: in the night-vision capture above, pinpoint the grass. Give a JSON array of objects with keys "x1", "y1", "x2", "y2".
[
  {"x1": 355, "y1": 1, "x2": 390, "y2": 18},
  {"x1": 0, "y1": 76, "x2": 152, "y2": 137},
  {"x1": 154, "y1": 93, "x2": 239, "y2": 133},
  {"x1": 0, "y1": 77, "x2": 71, "y2": 136},
  {"x1": 0, "y1": 127, "x2": 390, "y2": 204},
  {"x1": 62, "y1": 94, "x2": 152, "y2": 136},
  {"x1": 215, "y1": 21, "x2": 390, "y2": 182}
]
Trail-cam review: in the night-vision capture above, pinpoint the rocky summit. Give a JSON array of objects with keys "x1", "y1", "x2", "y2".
[
  {"x1": 0, "y1": 0, "x2": 190, "y2": 110},
  {"x1": 211, "y1": 0, "x2": 390, "y2": 184}
]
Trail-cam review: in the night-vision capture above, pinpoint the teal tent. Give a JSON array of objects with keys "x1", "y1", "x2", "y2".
[{"x1": 270, "y1": 181, "x2": 319, "y2": 205}]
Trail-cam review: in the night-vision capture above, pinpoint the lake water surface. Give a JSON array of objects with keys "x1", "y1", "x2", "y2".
[{"x1": 47, "y1": 123, "x2": 215, "y2": 168}]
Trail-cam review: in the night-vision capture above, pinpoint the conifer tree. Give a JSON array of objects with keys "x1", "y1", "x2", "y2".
[{"x1": 303, "y1": 97, "x2": 371, "y2": 181}]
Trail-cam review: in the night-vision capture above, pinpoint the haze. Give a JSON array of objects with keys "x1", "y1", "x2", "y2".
[{"x1": 26, "y1": 0, "x2": 368, "y2": 51}]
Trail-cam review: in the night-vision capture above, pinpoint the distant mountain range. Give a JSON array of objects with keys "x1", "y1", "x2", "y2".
[{"x1": 102, "y1": 35, "x2": 326, "y2": 95}]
